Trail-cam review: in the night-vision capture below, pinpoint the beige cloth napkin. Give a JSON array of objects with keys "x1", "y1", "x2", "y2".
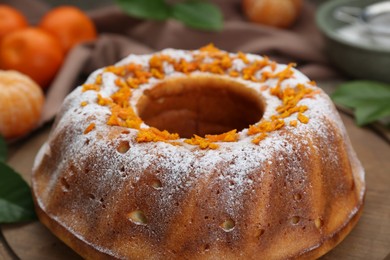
[{"x1": 3, "y1": 0, "x2": 339, "y2": 125}]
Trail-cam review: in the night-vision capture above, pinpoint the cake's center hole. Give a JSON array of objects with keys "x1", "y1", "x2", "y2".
[{"x1": 137, "y1": 76, "x2": 264, "y2": 138}]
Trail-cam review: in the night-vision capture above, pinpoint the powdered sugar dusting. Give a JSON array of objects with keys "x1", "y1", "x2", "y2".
[
  {"x1": 35, "y1": 47, "x2": 363, "y2": 211},
  {"x1": 32, "y1": 48, "x2": 365, "y2": 258}
]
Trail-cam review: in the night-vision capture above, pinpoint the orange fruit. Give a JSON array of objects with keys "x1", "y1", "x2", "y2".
[
  {"x1": 39, "y1": 6, "x2": 97, "y2": 53},
  {"x1": 0, "y1": 5, "x2": 28, "y2": 41},
  {"x1": 0, "y1": 27, "x2": 64, "y2": 89},
  {"x1": 242, "y1": 0, "x2": 302, "y2": 28},
  {"x1": 0, "y1": 70, "x2": 45, "y2": 140}
]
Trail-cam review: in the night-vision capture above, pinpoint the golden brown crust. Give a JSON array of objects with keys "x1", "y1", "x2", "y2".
[
  {"x1": 297, "y1": 199, "x2": 364, "y2": 260},
  {"x1": 33, "y1": 186, "x2": 364, "y2": 259},
  {"x1": 33, "y1": 193, "x2": 114, "y2": 260},
  {"x1": 32, "y1": 121, "x2": 365, "y2": 259}
]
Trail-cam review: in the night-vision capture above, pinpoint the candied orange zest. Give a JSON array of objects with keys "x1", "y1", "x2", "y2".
[
  {"x1": 104, "y1": 65, "x2": 126, "y2": 76},
  {"x1": 151, "y1": 68, "x2": 165, "y2": 79},
  {"x1": 252, "y1": 132, "x2": 268, "y2": 145},
  {"x1": 205, "y1": 129, "x2": 238, "y2": 142},
  {"x1": 137, "y1": 127, "x2": 180, "y2": 143},
  {"x1": 184, "y1": 129, "x2": 238, "y2": 149},
  {"x1": 237, "y1": 51, "x2": 250, "y2": 64},
  {"x1": 107, "y1": 105, "x2": 142, "y2": 129},
  {"x1": 95, "y1": 74, "x2": 103, "y2": 85},
  {"x1": 184, "y1": 135, "x2": 219, "y2": 150},
  {"x1": 82, "y1": 83, "x2": 100, "y2": 92},
  {"x1": 199, "y1": 43, "x2": 221, "y2": 53},
  {"x1": 111, "y1": 87, "x2": 132, "y2": 108},
  {"x1": 229, "y1": 70, "x2": 240, "y2": 77},
  {"x1": 242, "y1": 58, "x2": 271, "y2": 81},
  {"x1": 248, "y1": 81, "x2": 318, "y2": 143},
  {"x1": 89, "y1": 44, "x2": 319, "y2": 147},
  {"x1": 84, "y1": 123, "x2": 95, "y2": 134},
  {"x1": 290, "y1": 120, "x2": 298, "y2": 127},
  {"x1": 97, "y1": 94, "x2": 112, "y2": 106},
  {"x1": 298, "y1": 113, "x2": 309, "y2": 124},
  {"x1": 115, "y1": 78, "x2": 128, "y2": 89}
]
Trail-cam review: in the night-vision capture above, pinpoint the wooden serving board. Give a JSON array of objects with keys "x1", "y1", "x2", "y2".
[{"x1": 1, "y1": 113, "x2": 389, "y2": 260}]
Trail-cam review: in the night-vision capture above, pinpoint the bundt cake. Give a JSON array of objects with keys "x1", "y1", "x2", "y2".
[{"x1": 32, "y1": 45, "x2": 365, "y2": 259}]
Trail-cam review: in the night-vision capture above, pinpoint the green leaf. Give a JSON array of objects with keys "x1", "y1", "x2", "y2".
[
  {"x1": 331, "y1": 81, "x2": 390, "y2": 126},
  {"x1": 115, "y1": 0, "x2": 170, "y2": 20},
  {"x1": 355, "y1": 101, "x2": 390, "y2": 125},
  {"x1": 0, "y1": 136, "x2": 6, "y2": 162},
  {"x1": 332, "y1": 81, "x2": 390, "y2": 107},
  {"x1": 0, "y1": 163, "x2": 37, "y2": 223},
  {"x1": 172, "y1": 1, "x2": 223, "y2": 31}
]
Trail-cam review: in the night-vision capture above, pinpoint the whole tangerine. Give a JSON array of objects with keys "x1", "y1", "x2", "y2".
[
  {"x1": 0, "y1": 5, "x2": 28, "y2": 41},
  {"x1": 242, "y1": 0, "x2": 303, "y2": 29},
  {"x1": 0, "y1": 27, "x2": 64, "y2": 88},
  {"x1": 39, "y1": 6, "x2": 97, "y2": 54},
  {"x1": 0, "y1": 70, "x2": 45, "y2": 140}
]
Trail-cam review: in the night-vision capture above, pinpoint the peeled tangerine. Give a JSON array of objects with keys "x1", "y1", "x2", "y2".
[
  {"x1": 242, "y1": 0, "x2": 302, "y2": 28},
  {"x1": 0, "y1": 70, "x2": 44, "y2": 140}
]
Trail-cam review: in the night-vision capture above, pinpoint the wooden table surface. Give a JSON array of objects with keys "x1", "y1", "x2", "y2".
[{"x1": 0, "y1": 110, "x2": 389, "y2": 260}]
